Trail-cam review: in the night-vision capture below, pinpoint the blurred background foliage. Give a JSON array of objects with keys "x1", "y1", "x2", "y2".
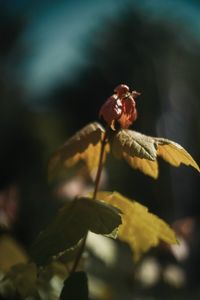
[{"x1": 0, "y1": 0, "x2": 200, "y2": 299}]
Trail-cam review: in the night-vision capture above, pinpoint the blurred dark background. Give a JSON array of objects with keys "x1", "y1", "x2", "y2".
[{"x1": 0, "y1": 0, "x2": 200, "y2": 299}]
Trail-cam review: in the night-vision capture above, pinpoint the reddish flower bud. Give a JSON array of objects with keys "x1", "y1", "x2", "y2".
[
  {"x1": 99, "y1": 84, "x2": 140, "y2": 130},
  {"x1": 99, "y1": 94, "x2": 123, "y2": 130},
  {"x1": 118, "y1": 95, "x2": 137, "y2": 128},
  {"x1": 114, "y1": 84, "x2": 130, "y2": 98}
]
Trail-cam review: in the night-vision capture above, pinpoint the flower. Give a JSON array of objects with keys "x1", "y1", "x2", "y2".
[{"x1": 99, "y1": 84, "x2": 140, "y2": 130}]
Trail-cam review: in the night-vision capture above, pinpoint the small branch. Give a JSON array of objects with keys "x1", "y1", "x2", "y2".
[
  {"x1": 70, "y1": 128, "x2": 109, "y2": 274},
  {"x1": 93, "y1": 130, "x2": 108, "y2": 200},
  {"x1": 69, "y1": 235, "x2": 87, "y2": 274}
]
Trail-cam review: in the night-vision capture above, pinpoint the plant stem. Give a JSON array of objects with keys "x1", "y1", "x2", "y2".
[
  {"x1": 92, "y1": 130, "x2": 108, "y2": 200},
  {"x1": 70, "y1": 129, "x2": 108, "y2": 274}
]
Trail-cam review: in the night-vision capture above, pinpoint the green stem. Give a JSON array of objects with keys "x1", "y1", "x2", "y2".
[{"x1": 70, "y1": 129, "x2": 108, "y2": 274}]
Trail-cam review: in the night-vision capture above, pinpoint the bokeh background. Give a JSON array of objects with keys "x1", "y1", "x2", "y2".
[{"x1": 0, "y1": 0, "x2": 200, "y2": 299}]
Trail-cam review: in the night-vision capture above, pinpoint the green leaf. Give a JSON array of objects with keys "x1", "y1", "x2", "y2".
[
  {"x1": 95, "y1": 191, "x2": 178, "y2": 262},
  {"x1": 112, "y1": 129, "x2": 200, "y2": 178},
  {"x1": 48, "y1": 122, "x2": 109, "y2": 182},
  {"x1": 112, "y1": 129, "x2": 159, "y2": 178},
  {"x1": 112, "y1": 130, "x2": 157, "y2": 160},
  {"x1": 31, "y1": 197, "x2": 122, "y2": 266},
  {"x1": 59, "y1": 272, "x2": 89, "y2": 300}
]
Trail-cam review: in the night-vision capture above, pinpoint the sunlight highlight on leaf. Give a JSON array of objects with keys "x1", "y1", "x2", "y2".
[
  {"x1": 123, "y1": 154, "x2": 159, "y2": 179},
  {"x1": 31, "y1": 197, "x2": 121, "y2": 266},
  {"x1": 95, "y1": 191, "x2": 177, "y2": 262},
  {"x1": 48, "y1": 122, "x2": 109, "y2": 182},
  {"x1": 113, "y1": 130, "x2": 157, "y2": 160},
  {"x1": 155, "y1": 138, "x2": 200, "y2": 172},
  {"x1": 112, "y1": 129, "x2": 200, "y2": 178}
]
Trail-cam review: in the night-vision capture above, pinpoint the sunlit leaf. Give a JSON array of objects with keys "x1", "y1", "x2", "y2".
[
  {"x1": 112, "y1": 129, "x2": 159, "y2": 178},
  {"x1": 31, "y1": 197, "x2": 121, "y2": 266},
  {"x1": 155, "y1": 138, "x2": 200, "y2": 172},
  {"x1": 48, "y1": 122, "x2": 109, "y2": 182},
  {"x1": 123, "y1": 154, "x2": 159, "y2": 179},
  {"x1": 113, "y1": 130, "x2": 157, "y2": 160},
  {"x1": 112, "y1": 129, "x2": 200, "y2": 178},
  {"x1": 95, "y1": 191, "x2": 177, "y2": 261}
]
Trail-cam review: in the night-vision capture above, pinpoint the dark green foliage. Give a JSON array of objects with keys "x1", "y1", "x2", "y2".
[
  {"x1": 60, "y1": 272, "x2": 89, "y2": 300},
  {"x1": 31, "y1": 197, "x2": 122, "y2": 266}
]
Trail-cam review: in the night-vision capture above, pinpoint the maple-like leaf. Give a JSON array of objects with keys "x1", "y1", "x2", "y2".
[
  {"x1": 48, "y1": 122, "x2": 109, "y2": 182},
  {"x1": 95, "y1": 191, "x2": 177, "y2": 261},
  {"x1": 31, "y1": 197, "x2": 121, "y2": 266},
  {"x1": 112, "y1": 129, "x2": 200, "y2": 178},
  {"x1": 155, "y1": 137, "x2": 200, "y2": 170}
]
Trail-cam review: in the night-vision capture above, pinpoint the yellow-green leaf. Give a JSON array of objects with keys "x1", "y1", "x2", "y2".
[
  {"x1": 95, "y1": 191, "x2": 177, "y2": 262},
  {"x1": 123, "y1": 154, "x2": 159, "y2": 179},
  {"x1": 112, "y1": 129, "x2": 200, "y2": 178},
  {"x1": 31, "y1": 197, "x2": 121, "y2": 266},
  {"x1": 112, "y1": 129, "x2": 159, "y2": 178},
  {"x1": 155, "y1": 138, "x2": 200, "y2": 172},
  {"x1": 112, "y1": 130, "x2": 157, "y2": 160},
  {"x1": 48, "y1": 122, "x2": 109, "y2": 182}
]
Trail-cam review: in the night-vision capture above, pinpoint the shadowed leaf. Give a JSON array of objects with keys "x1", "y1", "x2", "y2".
[
  {"x1": 2, "y1": 263, "x2": 41, "y2": 299},
  {"x1": 31, "y1": 197, "x2": 121, "y2": 266},
  {"x1": 0, "y1": 235, "x2": 28, "y2": 273},
  {"x1": 48, "y1": 122, "x2": 109, "y2": 182},
  {"x1": 95, "y1": 191, "x2": 177, "y2": 261},
  {"x1": 60, "y1": 272, "x2": 89, "y2": 300},
  {"x1": 112, "y1": 129, "x2": 200, "y2": 178}
]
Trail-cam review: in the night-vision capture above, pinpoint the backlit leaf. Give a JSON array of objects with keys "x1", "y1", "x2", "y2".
[
  {"x1": 112, "y1": 129, "x2": 200, "y2": 178},
  {"x1": 123, "y1": 154, "x2": 159, "y2": 179},
  {"x1": 95, "y1": 191, "x2": 177, "y2": 261},
  {"x1": 31, "y1": 197, "x2": 121, "y2": 266},
  {"x1": 155, "y1": 138, "x2": 200, "y2": 171},
  {"x1": 48, "y1": 122, "x2": 109, "y2": 182}
]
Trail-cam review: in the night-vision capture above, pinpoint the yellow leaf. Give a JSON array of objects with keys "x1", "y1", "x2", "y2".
[
  {"x1": 48, "y1": 122, "x2": 109, "y2": 182},
  {"x1": 123, "y1": 154, "x2": 159, "y2": 179},
  {"x1": 112, "y1": 129, "x2": 200, "y2": 178},
  {"x1": 155, "y1": 138, "x2": 200, "y2": 172},
  {"x1": 95, "y1": 191, "x2": 177, "y2": 262}
]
